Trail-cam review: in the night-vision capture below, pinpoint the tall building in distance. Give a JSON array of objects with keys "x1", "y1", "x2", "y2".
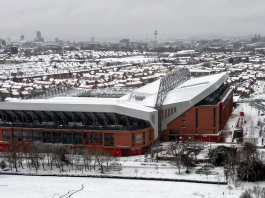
[
  {"x1": 20, "y1": 35, "x2": 24, "y2": 41},
  {"x1": 154, "y1": 30, "x2": 158, "y2": 45},
  {"x1": 119, "y1": 39, "x2": 129, "y2": 50},
  {"x1": 36, "y1": 31, "x2": 41, "y2": 40},
  {"x1": 35, "y1": 31, "x2": 44, "y2": 42},
  {"x1": 0, "y1": 39, "x2": 6, "y2": 49}
]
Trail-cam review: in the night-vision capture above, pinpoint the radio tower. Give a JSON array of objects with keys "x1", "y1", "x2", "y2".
[{"x1": 154, "y1": 30, "x2": 158, "y2": 45}]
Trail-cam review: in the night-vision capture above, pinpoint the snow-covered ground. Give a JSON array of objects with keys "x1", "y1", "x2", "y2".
[
  {"x1": 0, "y1": 175, "x2": 263, "y2": 198},
  {"x1": 0, "y1": 153, "x2": 225, "y2": 182},
  {"x1": 223, "y1": 102, "x2": 262, "y2": 143}
]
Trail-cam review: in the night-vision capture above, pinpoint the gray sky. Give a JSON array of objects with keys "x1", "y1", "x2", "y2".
[{"x1": 0, "y1": 0, "x2": 264, "y2": 42}]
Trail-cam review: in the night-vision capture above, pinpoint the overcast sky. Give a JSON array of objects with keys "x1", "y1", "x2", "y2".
[{"x1": 0, "y1": 0, "x2": 264, "y2": 42}]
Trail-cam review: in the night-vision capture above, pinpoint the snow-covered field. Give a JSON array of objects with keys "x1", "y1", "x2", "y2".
[{"x1": 1, "y1": 175, "x2": 263, "y2": 198}]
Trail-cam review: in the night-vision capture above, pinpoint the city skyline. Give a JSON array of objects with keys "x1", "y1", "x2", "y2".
[{"x1": 0, "y1": 0, "x2": 265, "y2": 41}]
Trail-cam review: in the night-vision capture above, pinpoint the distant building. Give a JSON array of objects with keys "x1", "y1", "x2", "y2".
[
  {"x1": 37, "y1": 31, "x2": 41, "y2": 40},
  {"x1": 20, "y1": 35, "x2": 24, "y2": 41},
  {"x1": 252, "y1": 34, "x2": 265, "y2": 43},
  {"x1": 0, "y1": 39, "x2": 6, "y2": 49},
  {"x1": 91, "y1": 37, "x2": 94, "y2": 43},
  {"x1": 10, "y1": 46, "x2": 18, "y2": 54},
  {"x1": 154, "y1": 30, "x2": 158, "y2": 45},
  {"x1": 0, "y1": 39, "x2": 6, "y2": 46},
  {"x1": 213, "y1": 39, "x2": 222, "y2": 42},
  {"x1": 35, "y1": 31, "x2": 44, "y2": 42},
  {"x1": 119, "y1": 39, "x2": 129, "y2": 50}
]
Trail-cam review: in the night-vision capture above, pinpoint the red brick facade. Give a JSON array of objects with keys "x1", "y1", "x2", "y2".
[
  {"x1": 162, "y1": 91, "x2": 233, "y2": 142},
  {"x1": 0, "y1": 127, "x2": 154, "y2": 156}
]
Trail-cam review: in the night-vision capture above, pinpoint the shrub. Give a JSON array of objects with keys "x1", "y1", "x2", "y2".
[
  {"x1": 0, "y1": 160, "x2": 7, "y2": 169},
  {"x1": 208, "y1": 146, "x2": 236, "y2": 166}
]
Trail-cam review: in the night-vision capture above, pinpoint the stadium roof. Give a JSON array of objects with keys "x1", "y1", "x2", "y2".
[{"x1": 0, "y1": 72, "x2": 228, "y2": 119}]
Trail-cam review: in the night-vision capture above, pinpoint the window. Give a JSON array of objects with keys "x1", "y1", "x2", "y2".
[
  {"x1": 23, "y1": 130, "x2": 32, "y2": 142},
  {"x1": 94, "y1": 132, "x2": 102, "y2": 145},
  {"x1": 168, "y1": 108, "x2": 170, "y2": 117},
  {"x1": 181, "y1": 120, "x2": 185, "y2": 123},
  {"x1": 169, "y1": 129, "x2": 179, "y2": 134},
  {"x1": 84, "y1": 132, "x2": 93, "y2": 145},
  {"x1": 3, "y1": 130, "x2": 11, "y2": 142},
  {"x1": 213, "y1": 108, "x2": 216, "y2": 129},
  {"x1": 3, "y1": 130, "x2": 10, "y2": 136},
  {"x1": 43, "y1": 131, "x2": 52, "y2": 143},
  {"x1": 143, "y1": 132, "x2": 145, "y2": 144},
  {"x1": 195, "y1": 109, "x2": 198, "y2": 134},
  {"x1": 33, "y1": 131, "x2": 42, "y2": 142},
  {"x1": 151, "y1": 114, "x2": 155, "y2": 124},
  {"x1": 73, "y1": 133, "x2": 83, "y2": 145},
  {"x1": 104, "y1": 133, "x2": 114, "y2": 146},
  {"x1": 149, "y1": 130, "x2": 152, "y2": 141},
  {"x1": 132, "y1": 133, "x2": 135, "y2": 146},
  {"x1": 171, "y1": 108, "x2": 173, "y2": 115},
  {"x1": 165, "y1": 109, "x2": 167, "y2": 119},
  {"x1": 174, "y1": 107, "x2": 176, "y2": 113},
  {"x1": 13, "y1": 130, "x2": 22, "y2": 142},
  {"x1": 213, "y1": 129, "x2": 216, "y2": 134},
  {"x1": 181, "y1": 126, "x2": 186, "y2": 128},
  {"x1": 181, "y1": 114, "x2": 185, "y2": 117},
  {"x1": 106, "y1": 140, "x2": 114, "y2": 146},
  {"x1": 53, "y1": 131, "x2": 62, "y2": 143},
  {"x1": 89, "y1": 140, "x2": 94, "y2": 144},
  {"x1": 63, "y1": 132, "x2": 72, "y2": 144},
  {"x1": 104, "y1": 133, "x2": 113, "y2": 138}
]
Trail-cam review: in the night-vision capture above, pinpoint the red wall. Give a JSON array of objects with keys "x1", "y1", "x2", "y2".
[
  {"x1": 0, "y1": 127, "x2": 154, "y2": 156},
  {"x1": 162, "y1": 92, "x2": 233, "y2": 142}
]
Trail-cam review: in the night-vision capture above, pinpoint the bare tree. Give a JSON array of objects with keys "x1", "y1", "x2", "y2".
[
  {"x1": 95, "y1": 149, "x2": 107, "y2": 174},
  {"x1": 17, "y1": 143, "x2": 25, "y2": 169},
  {"x1": 104, "y1": 151, "x2": 115, "y2": 172},
  {"x1": 82, "y1": 148, "x2": 92, "y2": 171},
  {"x1": 134, "y1": 168, "x2": 138, "y2": 176},
  {"x1": 5, "y1": 141, "x2": 19, "y2": 172},
  {"x1": 28, "y1": 142, "x2": 42, "y2": 173},
  {"x1": 226, "y1": 148, "x2": 237, "y2": 174}
]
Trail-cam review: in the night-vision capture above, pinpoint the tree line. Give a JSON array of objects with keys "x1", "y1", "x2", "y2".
[{"x1": 0, "y1": 141, "x2": 120, "y2": 174}]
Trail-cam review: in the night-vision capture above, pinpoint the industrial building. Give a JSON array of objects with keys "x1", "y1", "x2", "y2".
[{"x1": 0, "y1": 69, "x2": 232, "y2": 155}]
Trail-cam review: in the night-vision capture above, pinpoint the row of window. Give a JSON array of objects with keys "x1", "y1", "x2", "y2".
[
  {"x1": 162, "y1": 107, "x2": 177, "y2": 121},
  {"x1": 2, "y1": 130, "x2": 115, "y2": 146},
  {"x1": 2, "y1": 130, "x2": 153, "y2": 146}
]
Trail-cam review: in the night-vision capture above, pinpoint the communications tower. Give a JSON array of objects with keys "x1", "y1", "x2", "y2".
[{"x1": 154, "y1": 30, "x2": 158, "y2": 45}]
